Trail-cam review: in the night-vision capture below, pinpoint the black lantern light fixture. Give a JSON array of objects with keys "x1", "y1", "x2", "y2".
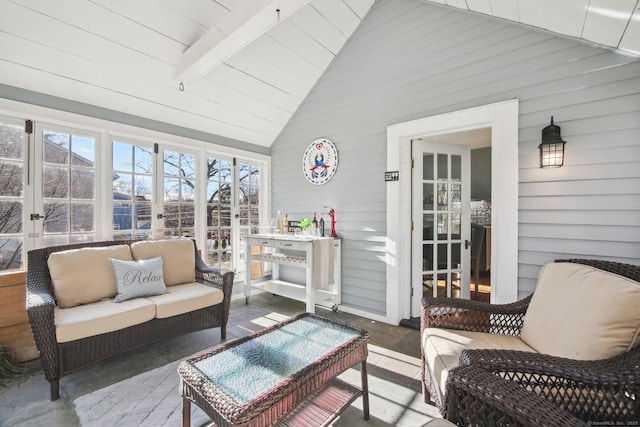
[{"x1": 539, "y1": 116, "x2": 566, "y2": 168}]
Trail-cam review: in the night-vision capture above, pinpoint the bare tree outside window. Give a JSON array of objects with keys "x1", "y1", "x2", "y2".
[
  {"x1": 0, "y1": 121, "x2": 24, "y2": 270},
  {"x1": 112, "y1": 142, "x2": 153, "y2": 240},
  {"x1": 41, "y1": 130, "x2": 96, "y2": 248}
]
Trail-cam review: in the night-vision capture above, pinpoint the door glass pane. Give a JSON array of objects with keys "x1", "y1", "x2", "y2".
[
  {"x1": 161, "y1": 149, "x2": 196, "y2": 239},
  {"x1": 423, "y1": 183, "x2": 434, "y2": 210},
  {"x1": 0, "y1": 120, "x2": 24, "y2": 270},
  {"x1": 436, "y1": 273, "x2": 447, "y2": 297},
  {"x1": 437, "y1": 243, "x2": 448, "y2": 270},
  {"x1": 437, "y1": 154, "x2": 448, "y2": 180},
  {"x1": 43, "y1": 166, "x2": 68, "y2": 198},
  {"x1": 43, "y1": 201, "x2": 68, "y2": 233},
  {"x1": 437, "y1": 183, "x2": 447, "y2": 211},
  {"x1": 42, "y1": 128, "x2": 96, "y2": 245},
  {"x1": 422, "y1": 244, "x2": 433, "y2": 271},
  {"x1": 423, "y1": 273, "x2": 435, "y2": 296},
  {"x1": 134, "y1": 146, "x2": 152, "y2": 174},
  {"x1": 71, "y1": 203, "x2": 94, "y2": 232},
  {"x1": 437, "y1": 213, "x2": 448, "y2": 237},
  {"x1": 451, "y1": 183, "x2": 461, "y2": 210},
  {"x1": 423, "y1": 153, "x2": 434, "y2": 180},
  {"x1": 422, "y1": 214, "x2": 434, "y2": 240},
  {"x1": 451, "y1": 213, "x2": 461, "y2": 239},
  {"x1": 238, "y1": 161, "x2": 261, "y2": 274},
  {"x1": 71, "y1": 135, "x2": 95, "y2": 166},
  {"x1": 71, "y1": 170, "x2": 94, "y2": 199},
  {"x1": 451, "y1": 155, "x2": 461, "y2": 181},
  {"x1": 112, "y1": 141, "x2": 153, "y2": 240},
  {"x1": 206, "y1": 156, "x2": 233, "y2": 270},
  {"x1": 43, "y1": 131, "x2": 69, "y2": 165},
  {"x1": 451, "y1": 242, "x2": 461, "y2": 269}
]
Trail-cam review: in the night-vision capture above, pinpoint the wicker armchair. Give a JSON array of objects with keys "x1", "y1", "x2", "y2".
[{"x1": 421, "y1": 259, "x2": 640, "y2": 425}]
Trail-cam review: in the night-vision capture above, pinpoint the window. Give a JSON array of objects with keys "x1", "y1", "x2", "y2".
[
  {"x1": 162, "y1": 149, "x2": 196, "y2": 238},
  {"x1": 0, "y1": 118, "x2": 25, "y2": 270},
  {"x1": 39, "y1": 127, "x2": 97, "y2": 247},
  {"x1": 0, "y1": 112, "x2": 268, "y2": 276},
  {"x1": 112, "y1": 141, "x2": 153, "y2": 240},
  {"x1": 205, "y1": 156, "x2": 233, "y2": 270}
]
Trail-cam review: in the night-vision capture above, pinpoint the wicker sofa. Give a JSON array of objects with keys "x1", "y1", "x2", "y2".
[
  {"x1": 421, "y1": 259, "x2": 640, "y2": 426},
  {"x1": 26, "y1": 238, "x2": 234, "y2": 401}
]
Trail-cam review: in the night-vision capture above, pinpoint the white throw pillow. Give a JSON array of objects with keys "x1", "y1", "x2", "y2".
[{"x1": 110, "y1": 257, "x2": 167, "y2": 303}]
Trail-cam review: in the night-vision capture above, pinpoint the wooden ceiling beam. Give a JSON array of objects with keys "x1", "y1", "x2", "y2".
[{"x1": 175, "y1": 0, "x2": 311, "y2": 84}]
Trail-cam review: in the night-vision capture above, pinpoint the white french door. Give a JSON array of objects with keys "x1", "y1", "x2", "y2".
[
  {"x1": 32, "y1": 123, "x2": 100, "y2": 249},
  {"x1": 0, "y1": 113, "x2": 268, "y2": 275},
  {"x1": 204, "y1": 155, "x2": 263, "y2": 275},
  {"x1": 411, "y1": 139, "x2": 471, "y2": 316}
]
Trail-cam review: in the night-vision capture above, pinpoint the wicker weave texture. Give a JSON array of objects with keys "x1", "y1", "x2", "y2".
[
  {"x1": 26, "y1": 239, "x2": 234, "y2": 401},
  {"x1": 421, "y1": 258, "x2": 640, "y2": 425},
  {"x1": 179, "y1": 313, "x2": 369, "y2": 427}
]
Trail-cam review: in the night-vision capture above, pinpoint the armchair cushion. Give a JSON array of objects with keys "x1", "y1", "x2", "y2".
[
  {"x1": 422, "y1": 328, "x2": 535, "y2": 405},
  {"x1": 520, "y1": 262, "x2": 640, "y2": 360},
  {"x1": 130, "y1": 239, "x2": 195, "y2": 286},
  {"x1": 47, "y1": 244, "x2": 133, "y2": 308}
]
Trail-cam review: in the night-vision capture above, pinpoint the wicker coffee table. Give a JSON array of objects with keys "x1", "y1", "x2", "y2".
[{"x1": 178, "y1": 313, "x2": 370, "y2": 427}]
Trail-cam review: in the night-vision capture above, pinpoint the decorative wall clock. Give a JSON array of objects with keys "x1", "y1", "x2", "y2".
[{"x1": 302, "y1": 138, "x2": 338, "y2": 185}]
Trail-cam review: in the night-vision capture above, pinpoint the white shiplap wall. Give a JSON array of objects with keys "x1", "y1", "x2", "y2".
[{"x1": 271, "y1": 0, "x2": 640, "y2": 317}]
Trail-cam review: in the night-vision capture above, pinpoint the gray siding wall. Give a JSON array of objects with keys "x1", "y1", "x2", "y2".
[{"x1": 271, "y1": 0, "x2": 640, "y2": 314}]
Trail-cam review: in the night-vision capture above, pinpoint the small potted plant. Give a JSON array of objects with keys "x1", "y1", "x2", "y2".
[{"x1": 298, "y1": 218, "x2": 312, "y2": 235}]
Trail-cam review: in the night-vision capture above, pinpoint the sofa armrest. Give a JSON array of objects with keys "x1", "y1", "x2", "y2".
[
  {"x1": 196, "y1": 264, "x2": 234, "y2": 296},
  {"x1": 458, "y1": 347, "x2": 640, "y2": 422},
  {"x1": 26, "y1": 248, "x2": 60, "y2": 384},
  {"x1": 444, "y1": 365, "x2": 587, "y2": 427},
  {"x1": 421, "y1": 295, "x2": 532, "y2": 335}
]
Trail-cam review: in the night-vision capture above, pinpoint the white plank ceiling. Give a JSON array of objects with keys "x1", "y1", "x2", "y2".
[{"x1": 0, "y1": 0, "x2": 637, "y2": 148}]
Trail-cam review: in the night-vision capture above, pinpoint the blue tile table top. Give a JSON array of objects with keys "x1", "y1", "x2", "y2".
[{"x1": 192, "y1": 315, "x2": 362, "y2": 404}]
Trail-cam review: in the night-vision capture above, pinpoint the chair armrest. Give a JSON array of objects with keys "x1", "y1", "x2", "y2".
[
  {"x1": 421, "y1": 295, "x2": 532, "y2": 335},
  {"x1": 444, "y1": 365, "x2": 587, "y2": 427},
  {"x1": 459, "y1": 347, "x2": 640, "y2": 422}
]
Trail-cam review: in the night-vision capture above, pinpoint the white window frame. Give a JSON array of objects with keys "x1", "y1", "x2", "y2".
[{"x1": 0, "y1": 99, "x2": 271, "y2": 275}]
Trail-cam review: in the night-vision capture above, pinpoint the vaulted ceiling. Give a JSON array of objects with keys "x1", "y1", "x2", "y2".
[{"x1": 1, "y1": 0, "x2": 638, "y2": 149}]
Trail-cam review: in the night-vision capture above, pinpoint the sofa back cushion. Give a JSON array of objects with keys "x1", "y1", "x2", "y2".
[
  {"x1": 48, "y1": 244, "x2": 133, "y2": 308},
  {"x1": 130, "y1": 239, "x2": 195, "y2": 286},
  {"x1": 521, "y1": 262, "x2": 640, "y2": 360}
]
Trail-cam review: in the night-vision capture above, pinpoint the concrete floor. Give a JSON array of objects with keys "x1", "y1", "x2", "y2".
[{"x1": 0, "y1": 293, "x2": 442, "y2": 426}]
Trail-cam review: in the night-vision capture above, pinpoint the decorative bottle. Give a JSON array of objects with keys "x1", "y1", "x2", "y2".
[
  {"x1": 319, "y1": 214, "x2": 325, "y2": 237},
  {"x1": 284, "y1": 213, "x2": 289, "y2": 235},
  {"x1": 312, "y1": 212, "x2": 318, "y2": 230},
  {"x1": 276, "y1": 211, "x2": 282, "y2": 234}
]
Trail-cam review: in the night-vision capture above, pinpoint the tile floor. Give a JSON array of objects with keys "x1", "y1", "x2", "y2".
[{"x1": 0, "y1": 293, "x2": 442, "y2": 426}]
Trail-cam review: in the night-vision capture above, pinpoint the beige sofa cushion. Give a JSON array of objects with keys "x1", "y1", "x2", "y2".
[
  {"x1": 130, "y1": 239, "x2": 195, "y2": 286},
  {"x1": 48, "y1": 245, "x2": 133, "y2": 308},
  {"x1": 521, "y1": 262, "x2": 640, "y2": 360},
  {"x1": 145, "y1": 282, "x2": 224, "y2": 319},
  {"x1": 54, "y1": 298, "x2": 155, "y2": 342},
  {"x1": 422, "y1": 328, "x2": 535, "y2": 404}
]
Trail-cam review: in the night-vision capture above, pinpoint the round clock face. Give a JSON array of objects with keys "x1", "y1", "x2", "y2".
[{"x1": 302, "y1": 138, "x2": 338, "y2": 185}]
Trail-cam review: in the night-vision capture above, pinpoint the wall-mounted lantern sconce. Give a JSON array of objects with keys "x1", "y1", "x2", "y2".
[{"x1": 539, "y1": 116, "x2": 566, "y2": 168}]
